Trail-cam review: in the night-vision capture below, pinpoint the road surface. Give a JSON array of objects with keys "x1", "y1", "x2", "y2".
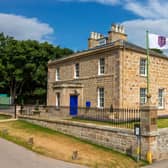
[{"x1": 0, "y1": 138, "x2": 87, "y2": 168}]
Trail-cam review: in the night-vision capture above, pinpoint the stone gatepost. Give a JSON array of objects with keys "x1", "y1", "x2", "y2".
[{"x1": 140, "y1": 99, "x2": 158, "y2": 162}]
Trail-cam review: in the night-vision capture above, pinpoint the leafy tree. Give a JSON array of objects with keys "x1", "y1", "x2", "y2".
[
  {"x1": 151, "y1": 48, "x2": 163, "y2": 54},
  {"x1": 0, "y1": 33, "x2": 73, "y2": 104}
]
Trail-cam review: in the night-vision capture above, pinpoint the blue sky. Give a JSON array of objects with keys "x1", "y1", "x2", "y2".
[{"x1": 0, "y1": 0, "x2": 168, "y2": 51}]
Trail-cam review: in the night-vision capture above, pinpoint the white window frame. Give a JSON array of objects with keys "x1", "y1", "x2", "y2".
[
  {"x1": 98, "y1": 58, "x2": 105, "y2": 75},
  {"x1": 140, "y1": 58, "x2": 147, "y2": 76},
  {"x1": 74, "y1": 63, "x2": 79, "y2": 78},
  {"x1": 140, "y1": 88, "x2": 147, "y2": 105},
  {"x1": 97, "y1": 88, "x2": 104, "y2": 108},
  {"x1": 56, "y1": 92, "x2": 60, "y2": 108},
  {"x1": 55, "y1": 68, "x2": 60, "y2": 81},
  {"x1": 158, "y1": 89, "x2": 165, "y2": 109}
]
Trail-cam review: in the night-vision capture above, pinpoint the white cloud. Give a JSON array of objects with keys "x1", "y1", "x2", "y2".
[
  {"x1": 122, "y1": 19, "x2": 168, "y2": 48},
  {"x1": 60, "y1": 0, "x2": 120, "y2": 5},
  {"x1": 69, "y1": 0, "x2": 168, "y2": 51},
  {"x1": 120, "y1": 1, "x2": 168, "y2": 53},
  {"x1": 0, "y1": 13, "x2": 54, "y2": 41},
  {"x1": 2, "y1": 0, "x2": 167, "y2": 50},
  {"x1": 58, "y1": 0, "x2": 168, "y2": 53},
  {"x1": 62, "y1": 0, "x2": 168, "y2": 19},
  {"x1": 125, "y1": 0, "x2": 168, "y2": 19}
]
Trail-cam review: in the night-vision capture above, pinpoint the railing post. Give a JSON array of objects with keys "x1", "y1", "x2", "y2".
[
  {"x1": 14, "y1": 96, "x2": 17, "y2": 119},
  {"x1": 140, "y1": 97, "x2": 158, "y2": 163},
  {"x1": 14, "y1": 103, "x2": 17, "y2": 118}
]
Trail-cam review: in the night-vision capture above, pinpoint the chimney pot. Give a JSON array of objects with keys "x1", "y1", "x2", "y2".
[
  {"x1": 98, "y1": 33, "x2": 101, "y2": 39},
  {"x1": 115, "y1": 24, "x2": 119, "y2": 32},
  {"x1": 90, "y1": 32, "x2": 94, "y2": 39},
  {"x1": 118, "y1": 25, "x2": 121, "y2": 33},
  {"x1": 96, "y1": 33, "x2": 99, "y2": 39},
  {"x1": 95, "y1": 32, "x2": 100, "y2": 40},
  {"x1": 111, "y1": 24, "x2": 115, "y2": 31},
  {"x1": 121, "y1": 25, "x2": 125, "y2": 33},
  {"x1": 93, "y1": 32, "x2": 96, "y2": 39},
  {"x1": 95, "y1": 32, "x2": 98, "y2": 39}
]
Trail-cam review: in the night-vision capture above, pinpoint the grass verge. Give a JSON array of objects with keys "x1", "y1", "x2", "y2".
[{"x1": 0, "y1": 120, "x2": 146, "y2": 168}]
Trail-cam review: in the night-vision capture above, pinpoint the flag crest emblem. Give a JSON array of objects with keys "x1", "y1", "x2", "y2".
[{"x1": 158, "y1": 36, "x2": 166, "y2": 47}]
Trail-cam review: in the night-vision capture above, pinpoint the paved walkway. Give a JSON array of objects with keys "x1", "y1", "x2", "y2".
[
  {"x1": 142, "y1": 159, "x2": 168, "y2": 168},
  {"x1": 0, "y1": 119, "x2": 17, "y2": 123},
  {"x1": 0, "y1": 138, "x2": 87, "y2": 168}
]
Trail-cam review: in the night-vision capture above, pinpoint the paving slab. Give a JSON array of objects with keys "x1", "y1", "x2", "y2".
[
  {"x1": 141, "y1": 159, "x2": 168, "y2": 168},
  {"x1": 0, "y1": 119, "x2": 17, "y2": 123}
]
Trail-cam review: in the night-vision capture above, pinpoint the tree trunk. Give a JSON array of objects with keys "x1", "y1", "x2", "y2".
[{"x1": 10, "y1": 86, "x2": 16, "y2": 105}]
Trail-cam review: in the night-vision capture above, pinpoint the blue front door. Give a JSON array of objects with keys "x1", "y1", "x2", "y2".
[{"x1": 70, "y1": 95, "x2": 78, "y2": 116}]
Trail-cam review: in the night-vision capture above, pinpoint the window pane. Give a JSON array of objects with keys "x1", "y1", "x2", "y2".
[
  {"x1": 56, "y1": 93, "x2": 60, "y2": 107},
  {"x1": 140, "y1": 88, "x2": 147, "y2": 105},
  {"x1": 140, "y1": 59, "x2": 147, "y2": 76},
  {"x1": 56, "y1": 68, "x2": 60, "y2": 81},
  {"x1": 98, "y1": 88, "x2": 104, "y2": 108},
  {"x1": 158, "y1": 89, "x2": 164, "y2": 108},
  {"x1": 75, "y1": 63, "x2": 79, "y2": 78},
  {"x1": 99, "y1": 58, "x2": 105, "y2": 74}
]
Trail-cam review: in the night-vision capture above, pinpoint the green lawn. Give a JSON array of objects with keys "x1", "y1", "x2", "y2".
[
  {"x1": 0, "y1": 114, "x2": 11, "y2": 120},
  {"x1": 69, "y1": 118, "x2": 168, "y2": 129},
  {"x1": 69, "y1": 118, "x2": 138, "y2": 129},
  {"x1": 158, "y1": 118, "x2": 168, "y2": 128}
]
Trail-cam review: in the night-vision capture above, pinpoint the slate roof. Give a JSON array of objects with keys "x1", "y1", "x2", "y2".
[{"x1": 48, "y1": 40, "x2": 168, "y2": 66}]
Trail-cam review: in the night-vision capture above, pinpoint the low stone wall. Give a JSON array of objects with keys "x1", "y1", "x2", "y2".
[
  {"x1": 157, "y1": 128, "x2": 168, "y2": 160},
  {"x1": 0, "y1": 112, "x2": 14, "y2": 117},
  {"x1": 19, "y1": 116, "x2": 168, "y2": 161},
  {"x1": 19, "y1": 116, "x2": 137, "y2": 157}
]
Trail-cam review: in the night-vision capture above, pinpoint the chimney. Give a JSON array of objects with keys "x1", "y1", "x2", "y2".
[
  {"x1": 88, "y1": 32, "x2": 104, "y2": 49},
  {"x1": 108, "y1": 24, "x2": 127, "y2": 43},
  {"x1": 88, "y1": 32, "x2": 97, "y2": 49}
]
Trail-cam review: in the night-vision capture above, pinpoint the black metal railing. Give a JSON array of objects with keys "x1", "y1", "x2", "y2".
[
  {"x1": 1, "y1": 104, "x2": 140, "y2": 129},
  {"x1": 75, "y1": 107, "x2": 140, "y2": 129},
  {"x1": 0, "y1": 104, "x2": 15, "y2": 114},
  {"x1": 19, "y1": 105, "x2": 71, "y2": 118}
]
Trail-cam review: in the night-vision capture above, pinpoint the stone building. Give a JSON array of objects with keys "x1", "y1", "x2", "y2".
[{"x1": 47, "y1": 24, "x2": 168, "y2": 116}]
